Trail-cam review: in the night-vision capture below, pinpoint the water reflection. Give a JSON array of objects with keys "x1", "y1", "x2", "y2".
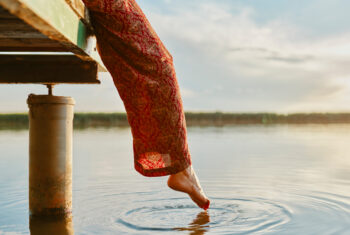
[
  {"x1": 1, "y1": 125, "x2": 350, "y2": 234},
  {"x1": 173, "y1": 211, "x2": 210, "y2": 235},
  {"x1": 30, "y1": 216, "x2": 74, "y2": 235}
]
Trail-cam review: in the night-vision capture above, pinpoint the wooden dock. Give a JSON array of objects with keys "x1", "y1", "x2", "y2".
[{"x1": 0, "y1": 0, "x2": 106, "y2": 84}]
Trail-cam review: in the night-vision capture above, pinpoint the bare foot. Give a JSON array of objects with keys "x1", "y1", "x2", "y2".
[{"x1": 167, "y1": 165, "x2": 210, "y2": 210}]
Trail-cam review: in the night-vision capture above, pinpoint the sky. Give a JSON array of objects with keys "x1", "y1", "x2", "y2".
[{"x1": 1, "y1": 0, "x2": 350, "y2": 113}]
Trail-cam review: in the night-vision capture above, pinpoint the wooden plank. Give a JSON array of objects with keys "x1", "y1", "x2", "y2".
[
  {"x1": 0, "y1": 0, "x2": 106, "y2": 72},
  {"x1": 0, "y1": 7, "x2": 73, "y2": 51},
  {"x1": 0, "y1": 4, "x2": 15, "y2": 18},
  {"x1": 0, "y1": 54, "x2": 99, "y2": 84},
  {"x1": 65, "y1": 0, "x2": 86, "y2": 20},
  {"x1": 0, "y1": 18, "x2": 47, "y2": 38},
  {"x1": 0, "y1": 38, "x2": 66, "y2": 51}
]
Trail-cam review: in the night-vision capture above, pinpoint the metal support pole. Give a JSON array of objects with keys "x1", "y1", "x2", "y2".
[
  {"x1": 46, "y1": 84, "x2": 54, "y2": 96},
  {"x1": 27, "y1": 94, "x2": 75, "y2": 217}
]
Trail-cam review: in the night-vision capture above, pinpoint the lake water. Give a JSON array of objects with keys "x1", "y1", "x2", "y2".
[{"x1": 0, "y1": 125, "x2": 349, "y2": 234}]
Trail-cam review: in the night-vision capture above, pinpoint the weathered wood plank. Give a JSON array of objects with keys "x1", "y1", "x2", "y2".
[
  {"x1": 0, "y1": 0, "x2": 106, "y2": 72},
  {"x1": 0, "y1": 0, "x2": 87, "y2": 52},
  {"x1": 65, "y1": 0, "x2": 86, "y2": 20},
  {"x1": 0, "y1": 54, "x2": 99, "y2": 84},
  {"x1": 0, "y1": 19, "x2": 47, "y2": 38},
  {"x1": 0, "y1": 7, "x2": 71, "y2": 51},
  {"x1": 0, "y1": 38, "x2": 66, "y2": 51},
  {"x1": 0, "y1": 4, "x2": 15, "y2": 18}
]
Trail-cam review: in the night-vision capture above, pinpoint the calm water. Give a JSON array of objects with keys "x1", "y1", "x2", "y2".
[{"x1": 0, "y1": 125, "x2": 350, "y2": 234}]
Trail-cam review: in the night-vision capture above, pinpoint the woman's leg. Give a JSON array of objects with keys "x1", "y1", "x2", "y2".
[{"x1": 82, "y1": 0, "x2": 209, "y2": 209}]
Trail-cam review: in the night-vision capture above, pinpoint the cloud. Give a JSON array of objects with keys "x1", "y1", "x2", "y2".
[{"x1": 142, "y1": 1, "x2": 350, "y2": 112}]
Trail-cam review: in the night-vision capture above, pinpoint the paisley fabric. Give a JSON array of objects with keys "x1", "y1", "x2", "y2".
[{"x1": 82, "y1": 0, "x2": 192, "y2": 177}]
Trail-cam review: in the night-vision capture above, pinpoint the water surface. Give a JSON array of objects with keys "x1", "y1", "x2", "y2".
[{"x1": 0, "y1": 125, "x2": 349, "y2": 234}]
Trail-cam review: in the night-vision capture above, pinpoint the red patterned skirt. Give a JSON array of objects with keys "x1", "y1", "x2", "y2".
[{"x1": 82, "y1": 0, "x2": 192, "y2": 177}]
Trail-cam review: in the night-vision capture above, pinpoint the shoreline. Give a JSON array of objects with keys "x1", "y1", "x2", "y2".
[{"x1": 2, "y1": 112, "x2": 350, "y2": 130}]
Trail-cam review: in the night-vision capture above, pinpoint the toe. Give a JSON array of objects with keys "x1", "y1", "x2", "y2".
[{"x1": 201, "y1": 200, "x2": 210, "y2": 210}]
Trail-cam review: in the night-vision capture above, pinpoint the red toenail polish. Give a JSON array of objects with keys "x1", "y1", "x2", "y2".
[{"x1": 202, "y1": 200, "x2": 210, "y2": 210}]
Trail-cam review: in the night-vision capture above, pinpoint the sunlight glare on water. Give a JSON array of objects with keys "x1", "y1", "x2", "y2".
[{"x1": 0, "y1": 125, "x2": 350, "y2": 234}]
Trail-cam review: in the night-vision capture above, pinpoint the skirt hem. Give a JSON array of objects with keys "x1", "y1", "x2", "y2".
[{"x1": 134, "y1": 158, "x2": 192, "y2": 177}]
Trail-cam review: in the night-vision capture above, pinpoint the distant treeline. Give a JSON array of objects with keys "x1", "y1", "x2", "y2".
[{"x1": 2, "y1": 112, "x2": 350, "y2": 130}]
